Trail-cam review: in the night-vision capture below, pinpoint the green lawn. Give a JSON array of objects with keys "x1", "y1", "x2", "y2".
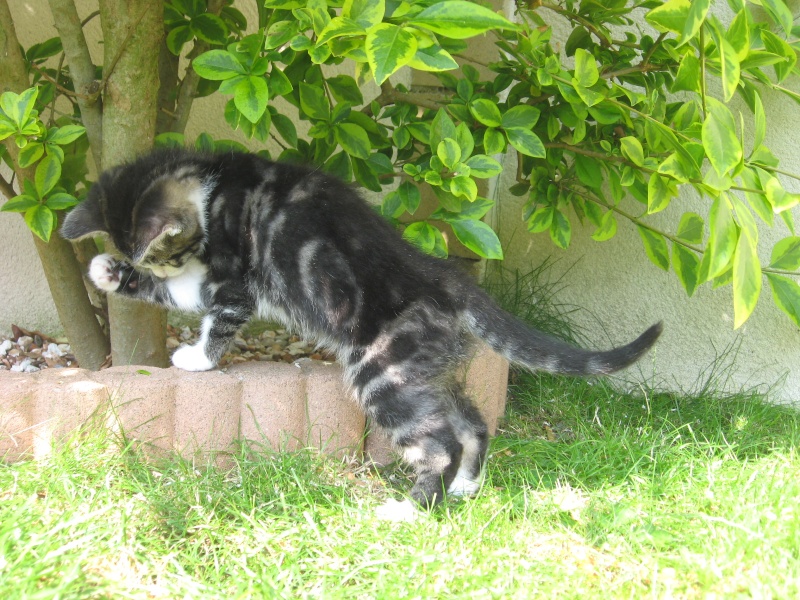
[{"x1": 2, "y1": 368, "x2": 799, "y2": 599}]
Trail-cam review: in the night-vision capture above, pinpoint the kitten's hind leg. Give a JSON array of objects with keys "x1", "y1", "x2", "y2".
[{"x1": 446, "y1": 389, "x2": 489, "y2": 498}]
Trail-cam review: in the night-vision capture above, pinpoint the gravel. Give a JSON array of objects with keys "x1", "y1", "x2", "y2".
[{"x1": 0, "y1": 324, "x2": 334, "y2": 372}]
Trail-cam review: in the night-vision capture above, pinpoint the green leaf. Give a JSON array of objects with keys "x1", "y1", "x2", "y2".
[
  {"x1": 549, "y1": 209, "x2": 571, "y2": 249},
  {"x1": 166, "y1": 24, "x2": 193, "y2": 55},
  {"x1": 469, "y1": 99, "x2": 502, "y2": 127},
  {"x1": 0, "y1": 87, "x2": 38, "y2": 127},
  {"x1": 766, "y1": 274, "x2": 800, "y2": 327},
  {"x1": 18, "y1": 142, "x2": 44, "y2": 168},
  {"x1": 24, "y1": 205, "x2": 54, "y2": 242},
  {"x1": 0, "y1": 194, "x2": 38, "y2": 212},
  {"x1": 752, "y1": 92, "x2": 766, "y2": 152},
  {"x1": 574, "y1": 154, "x2": 603, "y2": 189},
  {"x1": 403, "y1": 221, "x2": 438, "y2": 253},
  {"x1": 702, "y1": 98, "x2": 742, "y2": 177},
  {"x1": 234, "y1": 76, "x2": 269, "y2": 123},
  {"x1": 352, "y1": 157, "x2": 381, "y2": 191},
  {"x1": 193, "y1": 50, "x2": 246, "y2": 80},
  {"x1": 464, "y1": 155, "x2": 502, "y2": 179},
  {"x1": 155, "y1": 131, "x2": 186, "y2": 148},
  {"x1": 450, "y1": 175, "x2": 477, "y2": 201},
  {"x1": 273, "y1": 113, "x2": 298, "y2": 147},
  {"x1": 324, "y1": 151, "x2": 353, "y2": 182},
  {"x1": 408, "y1": 1, "x2": 520, "y2": 39},
  {"x1": 408, "y1": 45, "x2": 459, "y2": 72},
  {"x1": 671, "y1": 52, "x2": 702, "y2": 93},
  {"x1": 705, "y1": 193, "x2": 740, "y2": 280},
  {"x1": 450, "y1": 219, "x2": 503, "y2": 259},
  {"x1": 397, "y1": 181, "x2": 421, "y2": 215},
  {"x1": 47, "y1": 124, "x2": 86, "y2": 146},
  {"x1": 484, "y1": 128, "x2": 505, "y2": 155},
  {"x1": 733, "y1": 229, "x2": 761, "y2": 328},
  {"x1": 454, "y1": 123, "x2": 474, "y2": 161},
  {"x1": 437, "y1": 138, "x2": 461, "y2": 169},
  {"x1": 620, "y1": 136, "x2": 644, "y2": 167},
  {"x1": 645, "y1": 0, "x2": 690, "y2": 34},
  {"x1": 761, "y1": 30, "x2": 796, "y2": 83},
  {"x1": 679, "y1": 0, "x2": 709, "y2": 46},
  {"x1": 647, "y1": 173, "x2": 675, "y2": 214},
  {"x1": 638, "y1": 226, "x2": 670, "y2": 271},
  {"x1": 676, "y1": 212, "x2": 704, "y2": 245},
  {"x1": 708, "y1": 20, "x2": 740, "y2": 102},
  {"x1": 430, "y1": 108, "x2": 457, "y2": 155},
  {"x1": 327, "y1": 75, "x2": 363, "y2": 106},
  {"x1": 500, "y1": 105, "x2": 540, "y2": 131},
  {"x1": 343, "y1": 0, "x2": 385, "y2": 29},
  {"x1": 505, "y1": 128, "x2": 545, "y2": 158},
  {"x1": 573, "y1": 48, "x2": 599, "y2": 87},
  {"x1": 762, "y1": 0, "x2": 793, "y2": 36},
  {"x1": 35, "y1": 156, "x2": 61, "y2": 198},
  {"x1": 299, "y1": 82, "x2": 330, "y2": 121},
  {"x1": 335, "y1": 123, "x2": 370, "y2": 159},
  {"x1": 45, "y1": 192, "x2": 79, "y2": 211},
  {"x1": 592, "y1": 210, "x2": 617, "y2": 242},
  {"x1": 365, "y1": 24, "x2": 417, "y2": 85},
  {"x1": 770, "y1": 237, "x2": 800, "y2": 271},
  {"x1": 191, "y1": 13, "x2": 228, "y2": 44},
  {"x1": 673, "y1": 245, "x2": 701, "y2": 296},
  {"x1": 317, "y1": 17, "x2": 366, "y2": 45},
  {"x1": 765, "y1": 176, "x2": 800, "y2": 214},
  {"x1": 727, "y1": 10, "x2": 750, "y2": 62},
  {"x1": 526, "y1": 205, "x2": 553, "y2": 233}
]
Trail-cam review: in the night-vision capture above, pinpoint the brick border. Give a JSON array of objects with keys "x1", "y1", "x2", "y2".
[{"x1": 0, "y1": 343, "x2": 508, "y2": 465}]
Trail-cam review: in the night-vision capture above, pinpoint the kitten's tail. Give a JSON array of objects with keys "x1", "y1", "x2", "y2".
[{"x1": 463, "y1": 290, "x2": 662, "y2": 376}]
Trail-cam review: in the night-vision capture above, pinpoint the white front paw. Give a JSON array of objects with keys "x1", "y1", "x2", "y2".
[
  {"x1": 171, "y1": 343, "x2": 215, "y2": 371},
  {"x1": 89, "y1": 254, "x2": 122, "y2": 292}
]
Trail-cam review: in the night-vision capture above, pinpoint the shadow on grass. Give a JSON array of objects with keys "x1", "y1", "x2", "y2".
[{"x1": 490, "y1": 366, "x2": 799, "y2": 495}]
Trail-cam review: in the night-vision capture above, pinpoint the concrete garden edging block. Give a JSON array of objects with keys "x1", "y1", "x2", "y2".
[{"x1": 0, "y1": 343, "x2": 509, "y2": 465}]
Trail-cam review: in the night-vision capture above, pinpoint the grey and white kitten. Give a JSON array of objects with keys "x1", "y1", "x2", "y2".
[{"x1": 62, "y1": 149, "x2": 661, "y2": 511}]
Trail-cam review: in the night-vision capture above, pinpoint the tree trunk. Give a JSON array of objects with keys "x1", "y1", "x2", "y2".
[
  {"x1": 0, "y1": 0, "x2": 110, "y2": 370},
  {"x1": 99, "y1": 0, "x2": 168, "y2": 368}
]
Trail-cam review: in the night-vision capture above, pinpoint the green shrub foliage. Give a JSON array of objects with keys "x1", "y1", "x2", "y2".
[{"x1": 3, "y1": 0, "x2": 800, "y2": 329}]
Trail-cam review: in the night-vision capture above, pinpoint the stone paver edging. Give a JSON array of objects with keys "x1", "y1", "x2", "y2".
[{"x1": 0, "y1": 344, "x2": 509, "y2": 465}]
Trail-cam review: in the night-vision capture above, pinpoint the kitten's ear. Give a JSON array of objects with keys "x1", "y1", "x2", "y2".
[
  {"x1": 134, "y1": 213, "x2": 191, "y2": 261},
  {"x1": 60, "y1": 193, "x2": 108, "y2": 240}
]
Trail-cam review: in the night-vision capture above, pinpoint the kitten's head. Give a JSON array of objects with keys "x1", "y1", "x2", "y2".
[{"x1": 62, "y1": 152, "x2": 212, "y2": 277}]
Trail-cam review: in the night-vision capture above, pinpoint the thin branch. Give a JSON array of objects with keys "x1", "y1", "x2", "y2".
[
  {"x1": 170, "y1": 0, "x2": 227, "y2": 134},
  {"x1": 0, "y1": 173, "x2": 17, "y2": 199},
  {"x1": 47, "y1": 52, "x2": 66, "y2": 125},
  {"x1": 81, "y1": 9, "x2": 100, "y2": 27},
  {"x1": 46, "y1": 0, "x2": 103, "y2": 169},
  {"x1": 642, "y1": 32, "x2": 667, "y2": 67}
]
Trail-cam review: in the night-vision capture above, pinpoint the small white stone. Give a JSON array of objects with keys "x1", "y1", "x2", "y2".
[
  {"x1": 375, "y1": 499, "x2": 421, "y2": 523},
  {"x1": 0, "y1": 339, "x2": 11, "y2": 357},
  {"x1": 43, "y1": 343, "x2": 62, "y2": 359},
  {"x1": 17, "y1": 336, "x2": 34, "y2": 351}
]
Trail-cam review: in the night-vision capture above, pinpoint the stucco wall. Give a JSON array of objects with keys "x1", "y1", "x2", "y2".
[{"x1": 2, "y1": 1, "x2": 799, "y2": 401}]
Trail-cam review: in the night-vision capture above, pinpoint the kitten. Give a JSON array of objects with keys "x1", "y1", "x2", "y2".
[{"x1": 62, "y1": 148, "x2": 661, "y2": 510}]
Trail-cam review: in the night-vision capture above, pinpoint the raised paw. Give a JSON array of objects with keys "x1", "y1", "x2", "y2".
[
  {"x1": 171, "y1": 343, "x2": 215, "y2": 371},
  {"x1": 89, "y1": 254, "x2": 122, "y2": 292}
]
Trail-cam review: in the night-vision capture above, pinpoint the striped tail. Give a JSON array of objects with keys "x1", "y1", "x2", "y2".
[{"x1": 463, "y1": 290, "x2": 662, "y2": 376}]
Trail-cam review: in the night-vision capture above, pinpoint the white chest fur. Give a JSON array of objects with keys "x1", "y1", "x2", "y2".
[{"x1": 165, "y1": 260, "x2": 207, "y2": 311}]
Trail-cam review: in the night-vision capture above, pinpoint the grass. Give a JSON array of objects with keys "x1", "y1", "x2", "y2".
[
  {"x1": 3, "y1": 266, "x2": 799, "y2": 598},
  {"x1": 2, "y1": 372, "x2": 800, "y2": 599}
]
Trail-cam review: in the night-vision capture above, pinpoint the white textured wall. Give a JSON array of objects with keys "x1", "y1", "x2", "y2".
[{"x1": 2, "y1": 1, "x2": 799, "y2": 401}]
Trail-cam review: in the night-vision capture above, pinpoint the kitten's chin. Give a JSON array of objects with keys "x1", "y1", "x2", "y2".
[{"x1": 171, "y1": 343, "x2": 215, "y2": 371}]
